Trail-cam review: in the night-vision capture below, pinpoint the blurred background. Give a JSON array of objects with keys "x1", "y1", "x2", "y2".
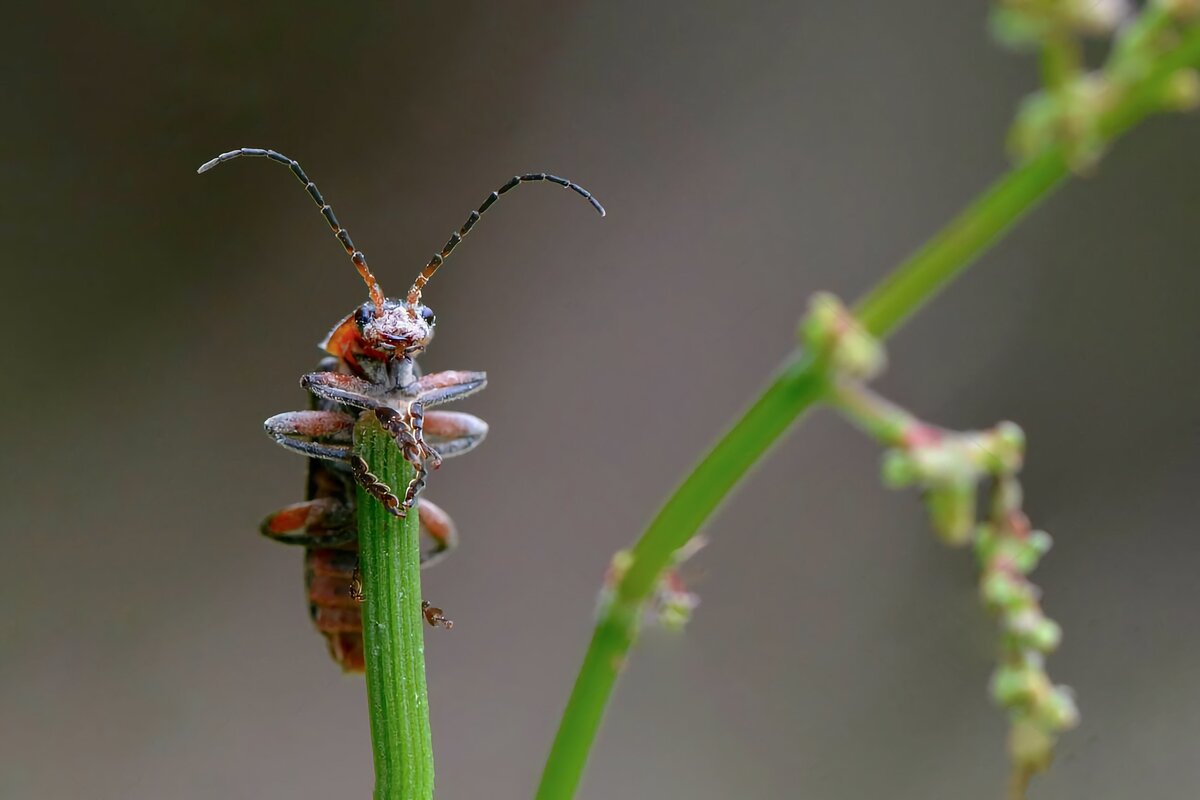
[{"x1": 2, "y1": 2, "x2": 1198, "y2": 798}]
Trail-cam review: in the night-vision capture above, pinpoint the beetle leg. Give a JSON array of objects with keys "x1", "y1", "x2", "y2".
[
  {"x1": 349, "y1": 453, "x2": 405, "y2": 516},
  {"x1": 373, "y1": 404, "x2": 437, "y2": 511},
  {"x1": 264, "y1": 410, "x2": 355, "y2": 461},
  {"x1": 261, "y1": 497, "x2": 355, "y2": 546},
  {"x1": 408, "y1": 370, "x2": 488, "y2": 408},
  {"x1": 261, "y1": 492, "x2": 456, "y2": 558},
  {"x1": 373, "y1": 405, "x2": 425, "y2": 460},
  {"x1": 423, "y1": 410, "x2": 489, "y2": 459},
  {"x1": 301, "y1": 371, "x2": 386, "y2": 409},
  {"x1": 422, "y1": 600, "x2": 454, "y2": 629},
  {"x1": 417, "y1": 496, "x2": 458, "y2": 567},
  {"x1": 373, "y1": 405, "x2": 489, "y2": 509},
  {"x1": 348, "y1": 565, "x2": 365, "y2": 602},
  {"x1": 402, "y1": 458, "x2": 429, "y2": 512}
]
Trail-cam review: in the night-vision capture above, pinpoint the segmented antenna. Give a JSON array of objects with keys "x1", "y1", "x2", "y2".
[
  {"x1": 408, "y1": 173, "x2": 606, "y2": 305},
  {"x1": 198, "y1": 148, "x2": 387, "y2": 316}
]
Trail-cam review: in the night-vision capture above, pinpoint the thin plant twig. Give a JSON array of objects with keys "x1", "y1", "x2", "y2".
[{"x1": 535, "y1": 20, "x2": 1200, "y2": 800}]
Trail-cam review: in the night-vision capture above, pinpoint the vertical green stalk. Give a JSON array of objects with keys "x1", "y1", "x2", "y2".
[{"x1": 355, "y1": 416, "x2": 435, "y2": 800}]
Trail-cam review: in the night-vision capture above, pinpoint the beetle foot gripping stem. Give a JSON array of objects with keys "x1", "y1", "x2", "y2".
[
  {"x1": 422, "y1": 600, "x2": 453, "y2": 629},
  {"x1": 349, "y1": 454, "x2": 404, "y2": 516},
  {"x1": 374, "y1": 404, "x2": 438, "y2": 513},
  {"x1": 349, "y1": 564, "x2": 365, "y2": 602}
]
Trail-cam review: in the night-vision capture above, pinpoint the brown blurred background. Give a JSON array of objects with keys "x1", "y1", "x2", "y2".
[{"x1": 2, "y1": 2, "x2": 1198, "y2": 798}]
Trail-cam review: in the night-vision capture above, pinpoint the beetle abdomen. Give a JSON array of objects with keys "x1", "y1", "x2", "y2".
[{"x1": 305, "y1": 545, "x2": 366, "y2": 671}]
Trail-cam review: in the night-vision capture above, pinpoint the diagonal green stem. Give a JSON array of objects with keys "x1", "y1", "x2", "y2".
[
  {"x1": 536, "y1": 24, "x2": 1200, "y2": 800},
  {"x1": 355, "y1": 417, "x2": 435, "y2": 800}
]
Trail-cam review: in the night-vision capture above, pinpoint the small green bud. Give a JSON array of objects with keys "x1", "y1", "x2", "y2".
[
  {"x1": 1014, "y1": 74, "x2": 1115, "y2": 170},
  {"x1": 1027, "y1": 681, "x2": 1084, "y2": 734},
  {"x1": 991, "y1": 663, "x2": 1040, "y2": 708},
  {"x1": 657, "y1": 592, "x2": 699, "y2": 631},
  {"x1": 1009, "y1": 91, "x2": 1060, "y2": 161},
  {"x1": 836, "y1": 328, "x2": 887, "y2": 381},
  {"x1": 989, "y1": 421, "x2": 1026, "y2": 473},
  {"x1": 799, "y1": 293, "x2": 885, "y2": 380},
  {"x1": 993, "y1": 535, "x2": 1042, "y2": 574},
  {"x1": 1037, "y1": 685, "x2": 1080, "y2": 731},
  {"x1": 1028, "y1": 529, "x2": 1053, "y2": 556},
  {"x1": 609, "y1": 549, "x2": 634, "y2": 581},
  {"x1": 881, "y1": 449, "x2": 919, "y2": 488},
  {"x1": 800, "y1": 292, "x2": 842, "y2": 350},
  {"x1": 982, "y1": 570, "x2": 1036, "y2": 611},
  {"x1": 925, "y1": 480, "x2": 977, "y2": 546},
  {"x1": 1007, "y1": 610, "x2": 1062, "y2": 652},
  {"x1": 1029, "y1": 618, "x2": 1063, "y2": 652},
  {"x1": 658, "y1": 605, "x2": 688, "y2": 630}
]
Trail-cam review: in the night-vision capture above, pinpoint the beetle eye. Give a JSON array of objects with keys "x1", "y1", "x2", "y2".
[
  {"x1": 419, "y1": 306, "x2": 436, "y2": 326},
  {"x1": 354, "y1": 304, "x2": 373, "y2": 327}
]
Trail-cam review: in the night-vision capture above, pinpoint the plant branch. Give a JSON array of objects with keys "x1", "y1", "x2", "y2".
[
  {"x1": 355, "y1": 417, "x2": 435, "y2": 800},
  {"x1": 535, "y1": 21, "x2": 1200, "y2": 800}
]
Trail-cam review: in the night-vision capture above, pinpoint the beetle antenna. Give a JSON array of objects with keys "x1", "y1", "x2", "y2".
[
  {"x1": 407, "y1": 172, "x2": 605, "y2": 305},
  {"x1": 198, "y1": 148, "x2": 387, "y2": 316}
]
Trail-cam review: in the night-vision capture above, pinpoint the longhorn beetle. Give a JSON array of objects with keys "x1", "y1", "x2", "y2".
[{"x1": 199, "y1": 148, "x2": 604, "y2": 670}]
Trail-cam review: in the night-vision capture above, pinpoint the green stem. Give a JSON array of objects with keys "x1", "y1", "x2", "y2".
[
  {"x1": 826, "y1": 379, "x2": 921, "y2": 447},
  {"x1": 535, "y1": 23, "x2": 1200, "y2": 800},
  {"x1": 852, "y1": 149, "x2": 1067, "y2": 339},
  {"x1": 536, "y1": 353, "x2": 826, "y2": 800},
  {"x1": 355, "y1": 417, "x2": 435, "y2": 800}
]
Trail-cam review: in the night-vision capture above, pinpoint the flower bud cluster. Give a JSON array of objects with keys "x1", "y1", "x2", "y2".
[
  {"x1": 882, "y1": 423, "x2": 1077, "y2": 776},
  {"x1": 991, "y1": 0, "x2": 1129, "y2": 46},
  {"x1": 881, "y1": 421, "x2": 1025, "y2": 545},
  {"x1": 1008, "y1": 75, "x2": 1116, "y2": 169},
  {"x1": 995, "y1": 0, "x2": 1199, "y2": 168},
  {"x1": 598, "y1": 540, "x2": 703, "y2": 631},
  {"x1": 805, "y1": 291, "x2": 1077, "y2": 785},
  {"x1": 976, "y1": 477, "x2": 1078, "y2": 776},
  {"x1": 799, "y1": 293, "x2": 886, "y2": 381}
]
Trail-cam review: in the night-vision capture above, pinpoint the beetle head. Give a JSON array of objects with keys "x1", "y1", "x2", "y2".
[{"x1": 354, "y1": 299, "x2": 436, "y2": 358}]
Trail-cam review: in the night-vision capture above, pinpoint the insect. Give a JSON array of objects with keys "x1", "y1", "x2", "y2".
[{"x1": 199, "y1": 147, "x2": 604, "y2": 670}]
